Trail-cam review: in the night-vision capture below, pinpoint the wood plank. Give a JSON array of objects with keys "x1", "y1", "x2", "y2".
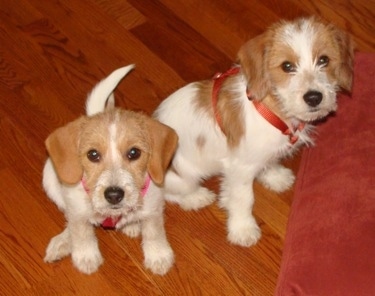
[{"x1": 129, "y1": 0, "x2": 233, "y2": 80}]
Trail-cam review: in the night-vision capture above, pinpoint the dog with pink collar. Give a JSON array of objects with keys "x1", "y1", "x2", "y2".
[{"x1": 42, "y1": 65, "x2": 178, "y2": 275}]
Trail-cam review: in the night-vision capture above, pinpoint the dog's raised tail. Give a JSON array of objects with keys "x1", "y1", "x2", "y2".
[{"x1": 86, "y1": 64, "x2": 135, "y2": 116}]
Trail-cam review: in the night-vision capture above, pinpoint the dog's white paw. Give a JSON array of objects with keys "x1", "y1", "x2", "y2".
[
  {"x1": 44, "y1": 230, "x2": 71, "y2": 262},
  {"x1": 122, "y1": 222, "x2": 141, "y2": 238},
  {"x1": 143, "y1": 242, "x2": 174, "y2": 275},
  {"x1": 257, "y1": 165, "x2": 295, "y2": 193},
  {"x1": 168, "y1": 187, "x2": 216, "y2": 211},
  {"x1": 72, "y1": 245, "x2": 103, "y2": 274},
  {"x1": 227, "y1": 218, "x2": 261, "y2": 247}
]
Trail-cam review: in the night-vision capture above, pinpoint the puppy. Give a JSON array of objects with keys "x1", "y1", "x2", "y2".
[
  {"x1": 43, "y1": 65, "x2": 178, "y2": 275},
  {"x1": 154, "y1": 17, "x2": 354, "y2": 247}
]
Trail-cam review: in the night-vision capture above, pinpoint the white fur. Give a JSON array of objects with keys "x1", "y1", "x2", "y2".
[
  {"x1": 43, "y1": 66, "x2": 174, "y2": 275},
  {"x1": 85, "y1": 64, "x2": 134, "y2": 116}
]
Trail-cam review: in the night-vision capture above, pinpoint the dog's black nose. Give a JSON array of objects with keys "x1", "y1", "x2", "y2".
[
  {"x1": 104, "y1": 187, "x2": 124, "y2": 204},
  {"x1": 303, "y1": 91, "x2": 323, "y2": 107}
]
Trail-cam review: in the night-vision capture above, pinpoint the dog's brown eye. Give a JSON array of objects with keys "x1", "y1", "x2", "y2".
[
  {"x1": 281, "y1": 61, "x2": 296, "y2": 73},
  {"x1": 87, "y1": 149, "x2": 101, "y2": 163},
  {"x1": 317, "y1": 55, "x2": 329, "y2": 67},
  {"x1": 127, "y1": 147, "x2": 141, "y2": 161}
]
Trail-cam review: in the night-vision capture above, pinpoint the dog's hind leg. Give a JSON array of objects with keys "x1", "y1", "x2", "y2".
[
  {"x1": 164, "y1": 170, "x2": 216, "y2": 211},
  {"x1": 42, "y1": 159, "x2": 66, "y2": 211}
]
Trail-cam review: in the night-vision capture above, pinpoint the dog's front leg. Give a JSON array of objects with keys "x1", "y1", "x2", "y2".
[
  {"x1": 141, "y1": 213, "x2": 174, "y2": 275},
  {"x1": 68, "y1": 219, "x2": 103, "y2": 274},
  {"x1": 219, "y1": 165, "x2": 261, "y2": 247}
]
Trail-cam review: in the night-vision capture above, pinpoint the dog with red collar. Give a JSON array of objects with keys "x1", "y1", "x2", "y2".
[
  {"x1": 43, "y1": 65, "x2": 178, "y2": 275},
  {"x1": 154, "y1": 17, "x2": 354, "y2": 247}
]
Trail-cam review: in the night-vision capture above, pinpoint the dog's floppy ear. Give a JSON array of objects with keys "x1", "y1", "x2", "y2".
[
  {"x1": 146, "y1": 118, "x2": 178, "y2": 185},
  {"x1": 331, "y1": 25, "x2": 355, "y2": 92},
  {"x1": 45, "y1": 117, "x2": 86, "y2": 185},
  {"x1": 237, "y1": 33, "x2": 271, "y2": 100}
]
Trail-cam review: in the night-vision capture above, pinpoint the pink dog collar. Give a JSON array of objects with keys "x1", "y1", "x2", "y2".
[
  {"x1": 140, "y1": 174, "x2": 151, "y2": 197},
  {"x1": 81, "y1": 175, "x2": 152, "y2": 229}
]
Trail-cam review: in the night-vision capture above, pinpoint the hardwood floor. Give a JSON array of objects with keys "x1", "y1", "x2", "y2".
[{"x1": 1, "y1": 1, "x2": 374, "y2": 295}]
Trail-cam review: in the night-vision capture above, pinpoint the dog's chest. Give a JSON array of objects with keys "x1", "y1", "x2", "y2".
[{"x1": 239, "y1": 111, "x2": 311, "y2": 163}]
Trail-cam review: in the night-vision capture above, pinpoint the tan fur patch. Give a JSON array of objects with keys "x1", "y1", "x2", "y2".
[
  {"x1": 313, "y1": 22, "x2": 354, "y2": 91},
  {"x1": 267, "y1": 41, "x2": 299, "y2": 88},
  {"x1": 218, "y1": 75, "x2": 246, "y2": 148},
  {"x1": 45, "y1": 116, "x2": 87, "y2": 184},
  {"x1": 237, "y1": 33, "x2": 272, "y2": 100},
  {"x1": 194, "y1": 80, "x2": 214, "y2": 115},
  {"x1": 196, "y1": 134, "x2": 206, "y2": 150},
  {"x1": 195, "y1": 77, "x2": 245, "y2": 148}
]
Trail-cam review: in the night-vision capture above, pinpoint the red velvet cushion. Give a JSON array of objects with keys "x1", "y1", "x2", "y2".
[{"x1": 275, "y1": 52, "x2": 375, "y2": 296}]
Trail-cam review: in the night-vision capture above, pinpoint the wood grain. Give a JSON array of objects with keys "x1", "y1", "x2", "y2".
[{"x1": 0, "y1": 0, "x2": 374, "y2": 295}]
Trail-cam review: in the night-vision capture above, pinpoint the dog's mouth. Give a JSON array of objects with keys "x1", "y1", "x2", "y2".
[
  {"x1": 94, "y1": 206, "x2": 138, "y2": 220},
  {"x1": 110, "y1": 205, "x2": 139, "y2": 213},
  {"x1": 307, "y1": 109, "x2": 326, "y2": 120},
  {"x1": 296, "y1": 106, "x2": 335, "y2": 123}
]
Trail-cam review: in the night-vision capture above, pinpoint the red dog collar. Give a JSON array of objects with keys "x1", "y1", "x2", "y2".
[{"x1": 212, "y1": 66, "x2": 304, "y2": 144}]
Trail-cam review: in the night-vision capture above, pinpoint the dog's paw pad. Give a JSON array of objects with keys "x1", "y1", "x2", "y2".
[
  {"x1": 227, "y1": 221, "x2": 261, "y2": 247},
  {"x1": 179, "y1": 187, "x2": 216, "y2": 211},
  {"x1": 72, "y1": 249, "x2": 104, "y2": 274}
]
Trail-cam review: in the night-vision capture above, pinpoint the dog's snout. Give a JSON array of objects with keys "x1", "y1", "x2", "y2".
[
  {"x1": 104, "y1": 187, "x2": 125, "y2": 204},
  {"x1": 303, "y1": 91, "x2": 323, "y2": 107}
]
